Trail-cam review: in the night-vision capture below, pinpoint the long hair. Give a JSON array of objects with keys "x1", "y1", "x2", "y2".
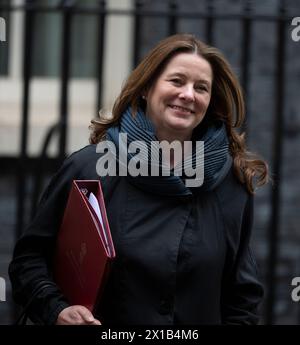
[{"x1": 89, "y1": 33, "x2": 268, "y2": 193}]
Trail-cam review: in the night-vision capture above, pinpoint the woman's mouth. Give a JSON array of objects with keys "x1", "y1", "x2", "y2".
[{"x1": 169, "y1": 104, "x2": 195, "y2": 114}]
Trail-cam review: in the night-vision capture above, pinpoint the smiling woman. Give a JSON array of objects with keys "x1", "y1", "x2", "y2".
[
  {"x1": 9, "y1": 34, "x2": 269, "y2": 325},
  {"x1": 145, "y1": 53, "x2": 212, "y2": 143},
  {"x1": 90, "y1": 33, "x2": 268, "y2": 194}
]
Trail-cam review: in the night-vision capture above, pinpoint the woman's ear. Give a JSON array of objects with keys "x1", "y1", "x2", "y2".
[{"x1": 141, "y1": 86, "x2": 150, "y2": 101}]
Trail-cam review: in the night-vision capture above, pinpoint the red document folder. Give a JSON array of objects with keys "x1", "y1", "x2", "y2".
[{"x1": 53, "y1": 180, "x2": 115, "y2": 313}]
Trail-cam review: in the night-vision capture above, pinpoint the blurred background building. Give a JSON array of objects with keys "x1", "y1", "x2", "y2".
[{"x1": 0, "y1": 0, "x2": 300, "y2": 324}]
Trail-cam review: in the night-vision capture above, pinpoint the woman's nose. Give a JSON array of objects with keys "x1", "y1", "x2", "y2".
[{"x1": 179, "y1": 85, "x2": 195, "y2": 102}]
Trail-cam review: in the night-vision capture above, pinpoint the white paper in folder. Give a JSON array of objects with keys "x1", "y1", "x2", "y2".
[{"x1": 88, "y1": 192, "x2": 110, "y2": 254}]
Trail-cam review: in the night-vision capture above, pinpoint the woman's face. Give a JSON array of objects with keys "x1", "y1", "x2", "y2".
[{"x1": 145, "y1": 52, "x2": 213, "y2": 141}]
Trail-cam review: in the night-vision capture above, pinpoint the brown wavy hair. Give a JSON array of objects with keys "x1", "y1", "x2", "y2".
[{"x1": 89, "y1": 33, "x2": 268, "y2": 193}]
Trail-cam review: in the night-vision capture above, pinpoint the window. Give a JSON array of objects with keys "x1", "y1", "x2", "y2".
[{"x1": 32, "y1": 0, "x2": 99, "y2": 78}]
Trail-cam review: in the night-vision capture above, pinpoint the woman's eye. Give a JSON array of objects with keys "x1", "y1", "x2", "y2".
[
  {"x1": 195, "y1": 85, "x2": 208, "y2": 92},
  {"x1": 170, "y1": 79, "x2": 182, "y2": 85}
]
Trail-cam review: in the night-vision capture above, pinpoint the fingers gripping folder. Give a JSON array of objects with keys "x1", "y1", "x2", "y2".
[{"x1": 53, "y1": 180, "x2": 115, "y2": 313}]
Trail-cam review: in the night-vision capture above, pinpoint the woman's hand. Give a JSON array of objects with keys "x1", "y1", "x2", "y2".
[{"x1": 56, "y1": 305, "x2": 101, "y2": 325}]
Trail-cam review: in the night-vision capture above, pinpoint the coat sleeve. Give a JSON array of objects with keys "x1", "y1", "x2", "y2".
[
  {"x1": 8, "y1": 153, "x2": 81, "y2": 325},
  {"x1": 220, "y1": 194, "x2": 264, "y2": 325}
]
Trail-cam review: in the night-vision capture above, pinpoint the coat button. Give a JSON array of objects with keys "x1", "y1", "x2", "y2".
[{"x1": 159, "y1": 297, "x2": 173, "y2": 315}]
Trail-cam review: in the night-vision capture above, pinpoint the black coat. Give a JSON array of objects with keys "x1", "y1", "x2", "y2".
[{"x1": 9, "y1": 144, "x2": 264, "y2": 325}]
